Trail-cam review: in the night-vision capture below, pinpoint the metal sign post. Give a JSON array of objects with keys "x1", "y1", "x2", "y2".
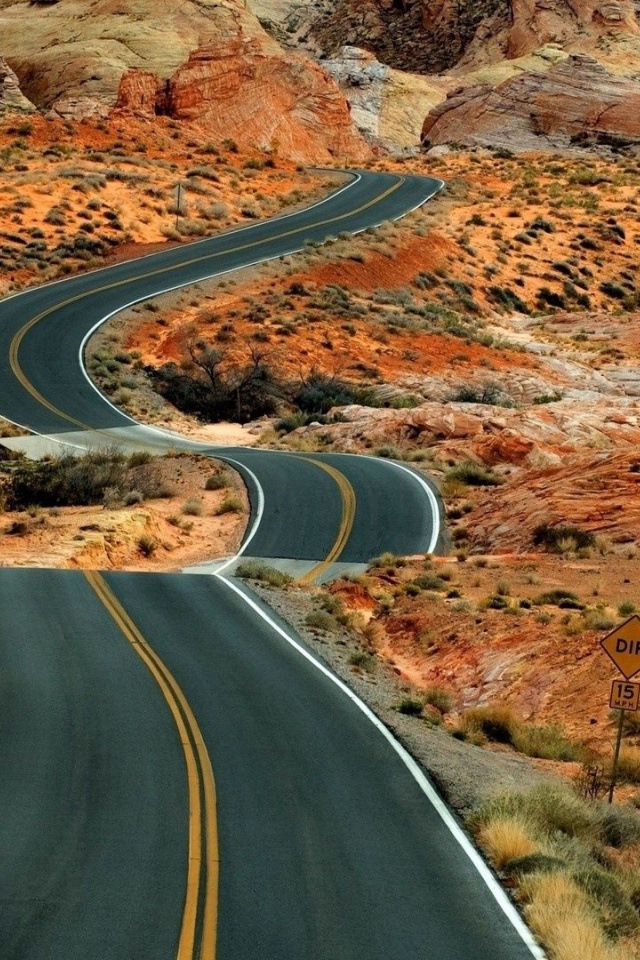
[{"x1": 607, "y1": 680, "x2": 640, "y2": 802}]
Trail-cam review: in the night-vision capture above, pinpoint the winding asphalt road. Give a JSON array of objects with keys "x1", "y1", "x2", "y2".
[{"x1": 0, "y1": 172, "x2": 543, "y2": 959}]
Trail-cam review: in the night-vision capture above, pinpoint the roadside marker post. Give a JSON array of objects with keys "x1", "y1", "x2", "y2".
[
  {"x1": 601, "y1": 617, "x2": 640, "y2": 803},
  {"x1": 174, "y1": 182, "x2": 184, "y2": 232}
]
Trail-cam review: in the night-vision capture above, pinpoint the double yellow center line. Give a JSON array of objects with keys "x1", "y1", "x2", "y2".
[
  {"x1": 85, "y1": 571, "x2": 218, "y2": 960},
  {"x1": 9, "y1": 176, "x2": 405, "y2": 432},
  {"x1": 297, "y1": 457, "x2": 357, "y2": 584}
]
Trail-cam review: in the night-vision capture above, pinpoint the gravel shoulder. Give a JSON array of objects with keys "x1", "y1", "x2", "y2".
[{"x1": 247, "y1": 580, "x2": 557, "y2": 819}]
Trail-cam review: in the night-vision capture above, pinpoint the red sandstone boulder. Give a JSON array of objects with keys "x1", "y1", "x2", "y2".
[
  {"x1": 421, "y1": 56, "x2": 640, "y2": 150},
  {"x1": 115, "y1": 37, "x2": 370, "y2": 164}
]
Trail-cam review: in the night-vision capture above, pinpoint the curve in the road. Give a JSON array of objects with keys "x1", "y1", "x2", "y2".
[
  {"x1": 0, "y1": 170, "x2": 544, "y2": 960},
  {"x1": 0, "y1": 170, "x2": 446, "y2": 569}
]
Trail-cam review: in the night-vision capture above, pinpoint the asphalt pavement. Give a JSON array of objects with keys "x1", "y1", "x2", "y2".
[
  {"x1": 0, "y1": 171, "x2": 542, "y2": 959},
  {"x1": 0, "y1": 570, "x2": 541, "y2": 960}
]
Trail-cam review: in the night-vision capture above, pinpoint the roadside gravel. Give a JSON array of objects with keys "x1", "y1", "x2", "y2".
[{"x1": 247, "y1": 580, "x2": 556, "y2": 819}]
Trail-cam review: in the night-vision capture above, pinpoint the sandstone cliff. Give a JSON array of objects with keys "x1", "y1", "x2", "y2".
[
  {"x1": 0, "y1": 58, "x2": 34, "y2": 114},
  {"x1": 323, "y1": 47, "x2": 448, "y2": 150},
  {"x1": 115, "y1": 36, "x2": 369, "y2": 164},
  {"x1": 421, "y1": 55, "x2": 640, "y2": 150},
  {"x1": 0, "y1": 0, "x2": 368, "y2": 161}
]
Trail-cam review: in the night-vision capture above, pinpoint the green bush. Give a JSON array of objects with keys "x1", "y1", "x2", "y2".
[
  {"x1": 445, "y1": 461, "x2": 502, "y2": 487},
  {"x1": 215, "y1": 496, "x2": 243, "y2": 515},
  {"x1": 235, "y1": 561, "x2": 293, "y2": 587},
  {"x1": 397, "y1": 697, "x2": 424, "y2": 716},
  {"x1": 533, "y1": 523, "x2": 595, "y2": 552}
]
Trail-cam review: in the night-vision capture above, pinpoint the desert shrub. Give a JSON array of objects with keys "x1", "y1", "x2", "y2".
[
  {"x1": 181, "y1": 498, "x2": 203, "y2": 516},
  {"x1": 7, "y1": 449, "x2": 128, "y2": 508},
  {"x1": 573, "y1": 868, "x2": 638, "y2": 937},
  {"x1": 461, "y1": 705, "x2": 519, "y2": 744},
  {"x1": 533, "y1": 523, "x2": 596, "y2": 552},
  {"x1": 617, "y1": 747, "x2": 640, "y2": 784},
  {"x1": 413, "y1": 574, "x2": 446, "y2": 591},
  {"x1": 445, "y1": 461, "x2": 502, "y2": 487},
  {"x1": 512, "y1": 723, "x2": 585, "y2": 762},
  {"x1": 533, "y1": 589, "x2": 583, "y2": 609},
  {"x1": 215, "y1": 496, "x2": 243, "y2": 515},
  {"x1": 486, "y1": 285, "x2": 530, "y2": 313},
  {"x1": 618, "y1": 601, "x2": 636, "y2": 617},
  {"x1": 349, "y1": 651, "x2": 373, "y2": 670},
  {"x1": 138, "y1": 534, "x2": 157, "y2": 557},
  {"x1": 472, "y1": 784, "x2": 593, "y2": 841},
  {"x1": 423, "y1": 687, "x2": 453, "y2": 713},
  {"x1": 452, "y1": 381, "x2": 511, "y2": 405},
  {"x1": 305, "y1": 610, "x2": 337, "y2": 632},
  {"x1": 127, "y1": 450, "x2": 152, "y2": 467},
  {"x1": 477, "y1": 816, "x2": 538, "y2": 870},
  {"x1": 149, "y1": 344, "x2": 283, "y2": 424},
  {"x1": 6, "y1": 520, "x2": 29, "y2": 536},
  {"x1": 235, "y1": 560, "x2": 293, "y2": 587},
  {"x1": 505, "y1": 852, "x2": 565, "y2": 877},
  {"x1": 592, "y1": 804, "x2": 640, "y2": 848},
  {"x1": 397, "y1": 697, "x2": 424, "y2": 716},
  {"x1": 204, "y1": 472, "x2": 229, "y2": 490},
  {"x1": 293, "y1": 372, "x2": 377, "y2": 415}
]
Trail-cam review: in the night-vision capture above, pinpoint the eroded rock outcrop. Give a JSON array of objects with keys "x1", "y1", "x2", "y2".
[
  {"x1": 0, "y1": 0, "x2": 368, "y2": 162},
  {"x1": 0, "y1": 58, "x2": 34, "y2": 114},
  {"x1": 422, "y1": 55, "x2": 640, "y2": 150},
  {"x1": 323, "y1": 46, "x2": 447, "y2": 150},
  {"x1": 115, "y1": 37, "x2": 370, "y2": 164}
]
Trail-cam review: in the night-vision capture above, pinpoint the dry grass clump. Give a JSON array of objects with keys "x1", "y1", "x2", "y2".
[
  {"x1": 471, "y1": 785, "x2": 640, "y2": 960},
  {"x1": 521, "y1": 872, "x2": 625, "y2": 960},
  {"x1": 456, "y1": 703, "x2": 585, "y2": 762},
  {"x1": 617, "y1": 747, "x2": 640, "y2": 784},
  {"x1": 477, "y1": 816, "x2": 538, "y2": 870}
]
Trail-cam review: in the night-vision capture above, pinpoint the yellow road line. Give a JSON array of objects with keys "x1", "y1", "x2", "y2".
[
  {"x1": 296, "y1": 458, "x2": 357, "y2": 584},
  {"x1": 84, "y1": 571, "x2": 218, "y2": 960},
  {"x1": 10, "y1": 177, "x2": 405, "y2": 429}
]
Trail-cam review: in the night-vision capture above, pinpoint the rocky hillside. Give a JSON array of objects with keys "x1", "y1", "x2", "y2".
[
  {"x1": 0, "y1": 0, "x2": 368, "y2": 162},
  {"x1": 250, "y1": 0, "x2": 640, "y2": 152},
  {"x1": 3, "y1": 0, "x2": 640, "y2": 153}
]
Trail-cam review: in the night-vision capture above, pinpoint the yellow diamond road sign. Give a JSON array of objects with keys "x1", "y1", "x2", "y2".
[{"x1": 601, "y1": 615, "x2": 640, "y2": 679}]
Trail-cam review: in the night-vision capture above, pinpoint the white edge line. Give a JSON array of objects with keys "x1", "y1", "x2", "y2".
[
  {"x1": 0, "y1": 172, "x2": 362, "y2": 308},
  {"x1": 209, "y1": 456, "x2": 265, "y2": 576},
  {"x1": 214, "y1": 572, "x2": 545, "y2": 960},
  {"x1": 385, "y1": 460, "x2": 441, "y2": 555}
]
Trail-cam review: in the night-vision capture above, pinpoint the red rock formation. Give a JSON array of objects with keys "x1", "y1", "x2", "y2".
[
  {"x1": 505, "y1": 0, "x2": 638, "y2": 60},
  {"x1": 421, "y1": 55, "x2": 640, "y2": 150},
  {"x1": 114, "y1": 70, "x2": 167, "y2": 117},
  {"x1": 115, "y1": 37, "x2": 370, "y2": 164}
]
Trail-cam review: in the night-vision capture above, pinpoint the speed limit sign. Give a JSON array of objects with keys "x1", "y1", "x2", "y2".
[{"x1": 610, "y1": 679, "x2": 640, "y2": 711}]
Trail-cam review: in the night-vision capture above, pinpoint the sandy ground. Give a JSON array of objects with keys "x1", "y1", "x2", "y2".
[{"x1": 0, "y1": 452, "x2": 248, "y2": 571}]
